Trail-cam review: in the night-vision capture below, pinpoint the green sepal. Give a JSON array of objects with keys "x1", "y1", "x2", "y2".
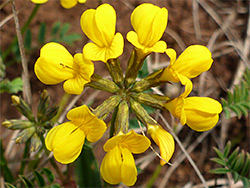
[
  {"x1": 130, "y1": 92, "x2": 170, "y2": 110},
  {"x1": 92, "y1": 95, "x2": 122, "y2": 119},
  {"x1": 114, "y1": 100, "x2": 129, "y2": 134},
  {"x1": 129, "y1": 98, "x2": 157, "y2": 126},
  {"x1": 86, "y1": 73, "x2": 120, "y2": 93},
  {"x1": 124, "y1": 48, "x2": 148, "y2": 88},
  {"x1": 105, "y1": 58, "x2": 124, "y2": 87}
]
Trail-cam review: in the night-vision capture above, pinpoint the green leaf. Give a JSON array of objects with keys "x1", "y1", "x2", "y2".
[
  {"x1": 214, "y1": 147, "x2": 225, "y2": 160},
  {"x1": 223, "y1": 141, "x2": 231, "y2": 158},
  {"x1": 138, "y1": 59, "x2": 149, "y2": 79},
  {"x1": 51, "y1": 22, "x2": 61, "y2": 36},
  {"x1": 62, "y1": 34, "x2": 81, "y2": 45},
  {"x1": 233, "y1": 171, "x2": 240, "y2": 183},
  {"x1": 209, "y1": 168, "x2": 231, "y2": 174},
  {"x1": 0, "y1": 77, "x2": 23, "y2": 94},
  {"x1": 24, "y1": 29, "x2": 32, "y2": 51},
  {"x1": 41, "y1": 168, "x2": 55, "y2": 183},
  {"x1": 210, "y1": 157, "x2": 226, "y2": 166},
  {"x1": 51, "y1": 184, "x2": 61, "y2": 188},
  {"x1": 0, "y1": 140, "x2": 14, "y2": 183},
  {"x1": 38, "y1": 23, "x2": 46, "y2": 44},
  {"x1": 4, "y1": 183, "x2": 16, "y2": 188},
  {"x1": 59, "y1": 23, "x2": 70, "y2": 39},
  {"x1": 19, "y1": 175, "x2": 34, "y2": 188},
  {"x1": 34, "y1": 170, "x2": 45, "y2": 187},
  {"x1": 241, "y1": 177, "x2": 250, "y2": 188},
  {"x1": 75, "y1": 143, "x2": 102, "y2": 187},
  {"x1": 227, "y1": 147, "x2": 240, "y2": 165},
  {"x1": 240, "y1": 153, "x2": 250, "y2": 177}
]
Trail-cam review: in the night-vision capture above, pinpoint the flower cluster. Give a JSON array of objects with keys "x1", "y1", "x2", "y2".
[
  {"x1": 33, "y1": 3, "x2": 222, "y2": 186},
  {"x1": 31, "y1": 0, "x2": 86, "y2": 9}
]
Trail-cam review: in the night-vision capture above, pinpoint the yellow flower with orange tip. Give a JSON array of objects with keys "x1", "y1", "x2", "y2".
[
  {"x1": 127, "y1": 3, "x2": 168, "y2": 55},
  {"x1": 100, "y1": 130, "x2": 151, "y2": 186},
  {"x1": 165, "y1": 95, "x2": 222, "y2": 131},
  {"x1": 34, "y1": 42, "x2": 94, "y2": 95},
  {"x1": 80, "y1": 4, "x2": 124, "y2": 62},
  {"x1": 147, "y1": 124, "x2": 174, "y2": 166},
  {"x1": 45, "y1": 105, "x2": 106, "y2": 164},
  {"x1": 30, "y1": 0, "x2": 86, "y2": 9}
]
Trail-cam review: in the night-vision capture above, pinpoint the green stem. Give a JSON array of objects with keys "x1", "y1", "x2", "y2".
[
  {"x1": 19, "y1": 140, "x2": 30, "y2": 175},
  {"x1": 3, "y1": 4, "x2": 40, "y2": 61},
  {"x1": 145, "y1": 164, "x2": 162, "y2": 188},
  {"x1": 52, "y1": 93, "x2": 71, "y2": 123}
]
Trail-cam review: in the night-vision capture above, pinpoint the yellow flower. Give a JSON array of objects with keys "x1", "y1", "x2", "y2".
[
  {"x1": 34, "y1": 42, "x2": 94, "y2": 95},
  {"x1": 165, "y1": 96, "x2": 222, "y2": 132},
  {"x1": 127, "y1": 3, "x2": 168, "y2": 55},
  {"x1": 160, "y1": 45, "x2": 213, "y2": 83},
  {"x1": 45, "y1": 105, "x2": 106, "y2": 164},
  {"x1": 31, "y1": 0, "x2": 86, "y2": 8},
  {"x1": 147, "y1": 124, "x2": 174, "y2": 166},
  {"x1": 60, "y1": 0, "x2": 86, "y2": 9},
  {"x1": 100, "y1": 130, "x2": 150, "y2": 186},
  {"x1": 31, "y1": 0, "x2": 48, "y2": 4},
  {"x1": 80, "y1": 4, "x2": 124, "y2": 62}
]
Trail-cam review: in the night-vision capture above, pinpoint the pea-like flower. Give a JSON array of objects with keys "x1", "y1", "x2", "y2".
[
  {"x1": 147, "y1": 124, "x2": 174, "y2": 165},
  {"x1": 31, "y1": 0, "x2": 86, "y2": 9},
  {"x1": 165, "y1": 95, "x2": 222, "y2": 132},
  {"x1": 45, "y1": 105, "x2": 106, "y2": 164},
  {"x1": 160, "y1": 45, "x2": 213, "y2": 84},
  {"x1": 100, "y1": 130, "x2": 150, "y2": 186},
  {"x1": 80, "y1": 4, "x2": 124, "y2": 62},
  {"x1": 126, "y1": 3, "x2": 168, "y2": 55},
  {"x1": 34, "y1": 42, "x2": 94, "y2": 95}
]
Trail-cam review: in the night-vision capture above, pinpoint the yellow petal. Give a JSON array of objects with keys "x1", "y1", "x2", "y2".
[
  {"x1": 185, "y1": 110, "x2": 219, "y2": 131},
  {"x1": 164, "y1": 97, "x2": 186, "y2": 125},
  {"x1": 45, "y1": 122, "x2": 85, "y2": 164},
  {"x1": 83, "y1": 33, "x2": 124, "y2": 62},
  {"x1": 31, "y1": 0, "x2": 48, "y2": 4},
  {"x1": 100, "y1": 146, "x2": 122, "y2": 185},
  {"x1": 165, "y1": 48, "x2": 177, "y2": 65},
  {"x1": 34, "y1": 42, "x2": 74, "y2": 85},
  {"x1": 121, "y1": 148, "x2": 137, "y2": 186},
  {"x1": 184, "y1": 97, "x2": 222, "y2": 131},
  {"x1": 103, "y1": 130, "x2": 150, "y2": 154},
  {"x1": 147, "y1": 125, "x2": 175, "y2": 165},
  {"x1": 66, "y1": 105, "x2": 107, "y2": 142},
  {"x1": 131, "y1": 3, "x2": 168, "y2": 47},
  {"x1": 185, "y1": 97, "x2": 222, "y2": 113},
  {"x1": 78, "y1": 0, "x2": 86, "y2": 3},
  {"x1": 81, "y1": 4, "x2": 116, "y2": 47},
  {"x1": 62, "y1": 53, "x2": 94, "y2": 94},
  {"x1": 95, "y1": 4, "x2": 116, "y2": 45},
  {"x1": 60, "y1": 0, "x2": 77, "y2": 9},
  {"x1": 126, "y1": 31, "x2": 145, "y2": 50},
  {"x1": 172, "y1": 45, "x2": 213, "y2": 78}
]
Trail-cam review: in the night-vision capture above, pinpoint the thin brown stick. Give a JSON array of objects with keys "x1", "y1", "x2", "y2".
[
  {"x1": 158, "y1": 113, "x2": 208, "y2": 188},
  {"x1": 12, "y1": 1, "x2": 32, "y2": 106}
]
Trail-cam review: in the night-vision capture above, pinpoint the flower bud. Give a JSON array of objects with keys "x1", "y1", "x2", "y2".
[
  {"x1": 2, "y1": 120, "x2": 33, "y2": 130},
  {"x1": 11, "y1": 95, "x2": 35, "y2": 122},
  {"x1": 30, "y1": 133, "x2": 42, "y2": 152},
  {"x1": 15, "y1": 127, "x2": 36, "y2": 144}
]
